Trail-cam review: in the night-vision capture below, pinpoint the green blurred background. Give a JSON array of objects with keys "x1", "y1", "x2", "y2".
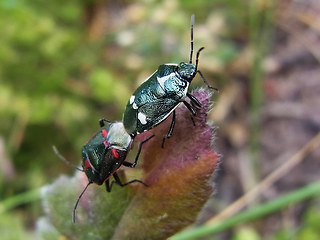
[{"x1": 1, "y1": 0, "x2": 320, "y2": 239}]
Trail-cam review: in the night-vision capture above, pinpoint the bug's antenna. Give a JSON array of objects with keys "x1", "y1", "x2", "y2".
[
  {"x1": 52, "y1": 146, "x2": 83, "y2": 172},
  {"x1": 195, "y1": 47, "x2": 219, "y2": 91},
  {"x1": 195, "y1": 47, "x2": 204, "y2": 72},
  {"x1": 189, "y1": 14, "x2": 195, "y2": 64},
  {"x1": 73, "y1": 181, "x2": 92, "y2": 223}
]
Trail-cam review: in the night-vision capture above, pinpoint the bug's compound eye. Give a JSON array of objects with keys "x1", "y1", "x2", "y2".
[{"x1": 178, "y1": 62, "x2": 196, "y2": 81}]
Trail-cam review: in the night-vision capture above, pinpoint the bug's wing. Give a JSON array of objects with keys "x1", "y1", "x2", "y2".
[
  {"x1": 83, "y1": 143, "x2": 105, "y2": 167},
  {"x1": 123, "y1": 72, "x2": 167, "y2": 135},
  {"x1": 99, "y1": 149, "x2": 128, "y2": 181},
  {"x1": 135, "y1": 97, "x2": 179, "y2": 134}
]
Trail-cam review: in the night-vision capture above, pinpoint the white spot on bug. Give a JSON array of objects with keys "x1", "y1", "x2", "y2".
[
  {"x1": 130, "y1": 95, "x2": 135, "y2": 104},
  {"x1": 157, "y1": 72, "x2": 176, "y2": 89},
  {"x1": 132, "y1": 102, "x2": 138, "y2": 109},
  {"x1": 183, "y1": 82, "x2": 190, "y2": 95},
  {"x1": 138, "y1": 112, "x2": 147, "y2": 125}
]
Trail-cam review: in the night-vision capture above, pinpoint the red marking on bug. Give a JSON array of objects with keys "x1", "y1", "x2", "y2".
[
  {"x1": 101, "y1": 129, "x2": 108, "y2": 138},
  {"x1": 111, "y1": 148, "x2": 119, "y2": 159},
  {"x1": 84, "y1": 159, "x2": 91, "y2": 171}
]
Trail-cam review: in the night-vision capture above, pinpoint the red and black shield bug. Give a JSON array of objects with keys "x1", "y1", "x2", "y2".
[{"x1": 53, "y1": 119, "x2": 154, "y2": 222}]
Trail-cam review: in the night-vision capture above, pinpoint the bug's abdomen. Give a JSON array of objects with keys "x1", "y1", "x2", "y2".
[
  {"x1": 123, "y1": 73, "x2": 166, "y2": 135},
  {"x1": 124, "y1": 97, "x2": 178, "y2": 136}
]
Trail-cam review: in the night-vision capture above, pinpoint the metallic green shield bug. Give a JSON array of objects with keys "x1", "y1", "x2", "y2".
[{"x1": 123, "y1": 15, "x2": 217, "y2": 146}]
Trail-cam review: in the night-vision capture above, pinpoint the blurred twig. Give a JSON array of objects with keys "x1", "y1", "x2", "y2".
[
  {"x1": 247, "y1": 0, "x2": 275, "y2": 190},
  {"x1": 277, "y1": 21, "x2": 320, "y2": 64},
  {"x1": 170, "y1": 179, "x2": 320, "y2": 240},
  {"x1": 206, "y1": 131, "x2": 320, "y2": 225},
  {"x1": 296, "y1": 13, "x2": 320, "y2": 33}
]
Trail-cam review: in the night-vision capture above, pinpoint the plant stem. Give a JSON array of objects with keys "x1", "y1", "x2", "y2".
[
  {"x1": 248, "y1": 0, "x2": 274, "y2": 185},
  {"x1": 0, "y1": 188, "x2": 40, "y2": 214},
  {"x1": 170, "y1": 180, "x2": 320, "y2": 240}
]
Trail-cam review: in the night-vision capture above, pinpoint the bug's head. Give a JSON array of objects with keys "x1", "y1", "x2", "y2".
[{"x1": 177, "y1": 62, "x2": 196, "y2": 82}]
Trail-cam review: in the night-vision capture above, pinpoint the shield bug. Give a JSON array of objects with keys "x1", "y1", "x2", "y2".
[
  {"x1": 53, "y1": 119, "x2": 154, "y2": 222},
  {"x1": 123, "y1": 15, "x2": 217, "y2": 146}
]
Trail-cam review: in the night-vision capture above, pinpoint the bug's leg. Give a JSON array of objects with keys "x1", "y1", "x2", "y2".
[
  {"x1": 73, "y1": 181, "x2": 92, "y2": 223},
  {"x1": 162, "y1": 111, "x2": 176, "y2": 148},
  {"x1": 183, "y1": 101, "x2": 197, "y2": 116},
  {"x1": 184, "y1": 100, "x2": 198, "y2": 126},
  {"x1": 187, "y1": 92, "x2": 201, "y2": 109},
  {"x1": 123, "y1": 135, "x2": 155, "y2": 168},
  {"x1": 197, "y1": 70, "x2": 218, "y2": 91},
  {"x1": 105, "y1": 179, "x2": 112, "y2": 192},
  {"x1": 190, "y1": 116, "x2": 196, "y2": 126},
  {"x1": 99, "y1": 118, "x2": 114, "y2": 127},
  {"x1": 187, "y1": 93, "x2": 202, "y2": 126},
  {"x1": 112, "y1": 172, "x2": 148, "y2": 188},
  {"x1": 52, "y1": 146, "x2": 83, "y2": 172}
]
